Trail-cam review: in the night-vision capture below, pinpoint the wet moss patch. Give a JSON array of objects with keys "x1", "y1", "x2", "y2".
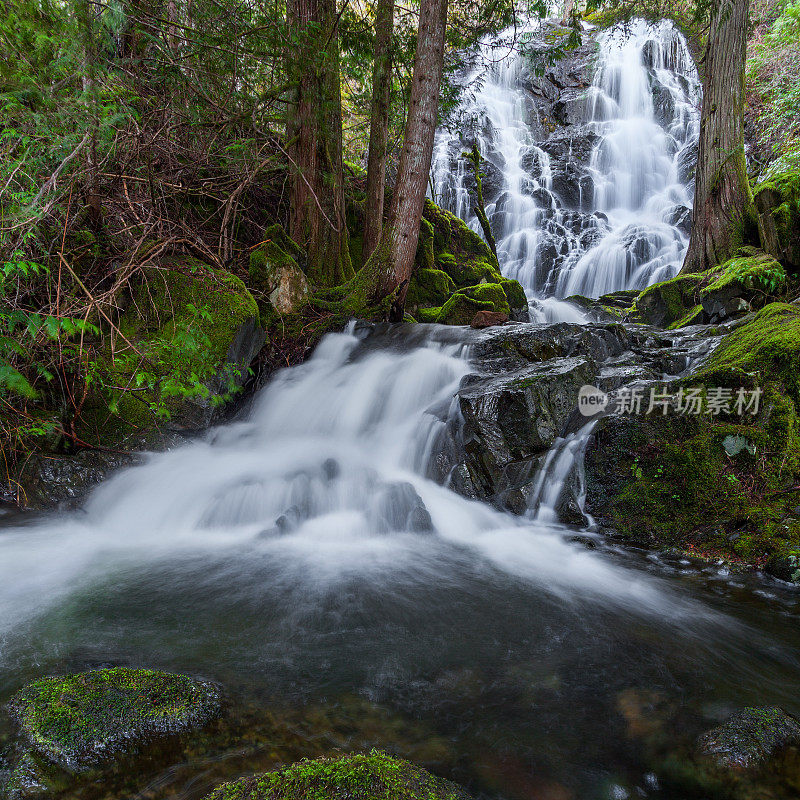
[
  {"x1": 203, "y1": 750, "x2": 472, "y2": 800},
  {"x1": 8, "y1": 668, "x2": 221, "y2": 773}
]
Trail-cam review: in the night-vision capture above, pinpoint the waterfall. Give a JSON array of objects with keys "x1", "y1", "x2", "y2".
[
  {"x1": 430, "y1": 18, "x2": 700, "y2": 316},
  {"x1": 528, "y1": 421, "x2": 597, "y2": 523}
]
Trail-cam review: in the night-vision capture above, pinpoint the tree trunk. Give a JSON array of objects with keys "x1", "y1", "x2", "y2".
[
  {"x1": 286, "y1": 0, "x2": 353, "y2": 287},
  {"x1": 362, "y1": 0, "x2": 395, "y2": 263},
  {"x1": 77, "y1": 0, "x2": 102, "y2": 230},
  {"x1": 464, "y1": 143, "x2": 498, "y2": 262},
  {"x1": 356, "y1": 0, "x2": 448, "y2": 320},
  {"x1": 681, "y1": 0, "x2": 753, "y2": 274}
]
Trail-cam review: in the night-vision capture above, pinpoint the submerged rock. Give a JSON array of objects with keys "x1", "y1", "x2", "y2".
[
  {"x1": 8, "y1": 668, "x2": 221, "y2": 773},
  {"x1": 695, "y1": 707, "x2": 800, "y2": 772},
  {"x1": 203, "y1": 751, "x2": 473, "y2": 800}
]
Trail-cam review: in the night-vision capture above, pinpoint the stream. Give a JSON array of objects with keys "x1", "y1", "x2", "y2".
[{"x1": 1, "y1": 17, "x2": 800, "y2": 800}]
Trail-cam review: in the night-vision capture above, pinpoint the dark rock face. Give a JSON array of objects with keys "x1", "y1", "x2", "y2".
[
  {"x1": 433, "y1": 320, "x2": 677, "y2": 510},
  {"x1": 696, "y1": 707, "x2": 800, "y2": 772}
]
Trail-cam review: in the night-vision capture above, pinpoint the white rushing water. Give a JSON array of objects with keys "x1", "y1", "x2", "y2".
[
  {"x1": 430, "y1": 19, "x2": 700, "y2": 316},
  {"x1": 0, "y1": 326, "x2": 717, "y2": 649}
]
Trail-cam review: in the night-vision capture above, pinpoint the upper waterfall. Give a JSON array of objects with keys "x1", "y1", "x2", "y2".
[{"x1": 430, "y1": 19, "x2": 700, "y2": 318}]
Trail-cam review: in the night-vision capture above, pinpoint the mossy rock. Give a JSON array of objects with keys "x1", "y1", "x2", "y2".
[
  {"x1": 436, "y1": 284, "x2": 510, "y2": 326},
  {"x1": 249, "y1": 225, "x2": 305, "y2": 286},
  {"x1": 203, "y1": 750, "x2": 472, "y2": 800},
  {"x1": 8, "y1": 668, "x2": 221, "y2": 773},
  {"x1": 499, "y1": 278, "x2": 528, "y2": 314},
  {"x1": 694, "y1": 303, "x2": 800, "y2": 398},
  {"x1": 586, "y1": 304, "x2": 800, "y2": 561},
  {"x1": 631, "y1": 274, "x2": 705, "y2": 327},
  {"x1": 249, "y1": 226, "x2": 310, "y2": 315},
  {"x1": 754, "y1": 169, "x2": 800, "y2": 270},
  {"x1": 701, "y1": 247, "x2": 786, "y2": 297},
  {"x1": 406, "y1": 268, "x2": 456, "y2": 311},
  {"x1": 421, "y1": 200, "x2": 503, "y2": 288},
  {"x1": 114, "y1": 257, "x2": 264, "y2": 428}
]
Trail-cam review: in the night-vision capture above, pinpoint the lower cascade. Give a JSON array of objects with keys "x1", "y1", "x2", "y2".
[
  {"x1": 430, "y1": 18, "x2": 700, "y2": 319},
  {"x1": 3, "y1": 320, "x2": 800, "y2": 798}
]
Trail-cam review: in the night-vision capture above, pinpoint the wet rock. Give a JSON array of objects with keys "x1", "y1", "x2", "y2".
[
  {"x1": 665, "y1": 204, "x2": 692, "y2": 235},
  {"x1": 471, "y1": 310, "x2": 509, "y2": 328},
  {"x1": 456, "y1": 356, "x2": 596, "y2": 501},
  {"x1": 4, "y1": 450, "x2": 142, "y2": 510},
  {"x1": 552, "y1": 90, "x2": 590, "y2": 127},
  {"x1": 701, "y1": 284, "x2": 752, "y2": 324},
  {"x1": 695, "y1": 707, "x2": 800, "y2": 772},
  {"x1": 676, "y1": 140, "x2": 698, "y2": 185},
  {"x1": 202, "y1": 751, "x2": 473, "y2": 800},
  {"x1": 8, "y1": 668, "x2": 221, "y2": 774}
]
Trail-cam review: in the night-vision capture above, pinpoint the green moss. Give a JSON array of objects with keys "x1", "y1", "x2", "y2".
[
  {"x1": 203, "y1": 750, "x2": 471, "y2": 800},
  {"x1": 632, "y1": 274, "x2": 704, "y2": 326},
  {"x1": 415, "y1": 217, "x2": 435, "y2": 271},
  {"x1": 436, "y1": 283, "x2": 510, "y2": 326},
  {"x1": 9, "y1": 668, "x2": 221, "y2": 772},
  {"x1": 499, "y1": 278, "x2": 528, "y2": 312},
  {"x1": 753, "y1": 169, "x2": 800, "y2": 267},
  {"x1": 130, "y1": 259, "x2": 259, "y2": 361},
  {"x1": 694, "y1": 303, "x2": 800, "y2": 399},
  {"x1": 417, "y1": 307, "x2": 442, "y2": 323},
  {"x1": 406, "y1": 268, "x2": 456, "y2": 311},
  {"x1": 422, "y1": 200, "x2": 504, "y2": 288},
  {"x1": 249, "y1": 225, "x2": 305, "y2": 294},
  {"x1": 668, "y1": 304, "x2": 705, "y2": 329},
  {"x1": 591, "y1": 305, "x2": 800, "y2": 562},
  {"x1": 701, "y1": 247, "x2": 786, "y2": 296}
]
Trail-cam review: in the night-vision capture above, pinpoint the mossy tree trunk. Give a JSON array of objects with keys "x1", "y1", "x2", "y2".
[
  {"x1": 463, "y1": 143, "x2": 498, "y2": 263},
  {"x1": 681, "y1": 0, "x2": 754, "y2": 274},
  {"x1": 362, "y1": 0, "x2": 395, "y2": 262},
  {"x1": 286, "y1": 0, "x2": 353, "y2": 288},
  {"x1": 355, "y1": 0, "x2": 448, "y2": 321}
]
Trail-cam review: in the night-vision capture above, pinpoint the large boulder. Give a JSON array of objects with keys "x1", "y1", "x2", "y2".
[
  {"x1": 585, "y1": 303, "x2": 800, "y2": 563},
  {"x1": 202, "y1": 751, "x2": 472, "y2": 800},
  {"x1": 120, "y1": 257, "x2": 264, "y2": 429}
]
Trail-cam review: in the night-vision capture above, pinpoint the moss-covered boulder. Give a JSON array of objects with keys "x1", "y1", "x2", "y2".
[
  {"x1": 696, "y1": 707, "x2": 800, "y2": 772},
  {"x1": 754, "y1": 170, "x2": 800, "y2": 271},
  {"x1": 203, "y1": 751, "x2": 472, "y2": 800},
  {"x1": 8, "y1": 668, "x2": 221, "y2": 774},
  {"x1": 435, "y1": 284, "x2": 511, "y2": 326},
  {"x1": 631, "y1": 273, "x2": 706, "y2": 327},
  {"x1": 117, "y1": 257, "x2": 264, "y2": 429},
  {"x1": 699, "y1": 247, "x2": 786, "y2": 322},
  {"x1": 249, "y1": 225, "x2": 310, "y2": 314},
  {"x1": 421, "y1": 200, "x2": 503, "y2": 287},
  {"x1": 631, "y1": 248, "x2": 787, "y2": 328},
  {"x1": 405, "y1": 268, "x2": 456, "y2": 313}
]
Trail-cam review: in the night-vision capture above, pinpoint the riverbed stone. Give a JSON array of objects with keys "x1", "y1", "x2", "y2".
[
  {"x1": 8, "y1": 668, "x2": 221, "y2": 773},
  {"x1": 695, "y1": 707, "x2": 800, "y2": 771},
  {"x1": 202, "y1": 751, "x2": 473, "y2": 800}
]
